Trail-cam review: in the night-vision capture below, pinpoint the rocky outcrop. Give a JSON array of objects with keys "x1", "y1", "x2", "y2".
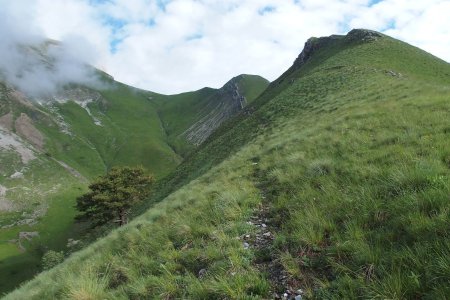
[
  {"x1": 183, "y1": 76, "x2": 248, "y2": 145},
  {"x1": 293, "y1": 35, "x2": 343, "y2": 69},
  {"x1": 345, "y1": 28, "x2": 382, "y2": 42},
  {"x1": 0, "y1": 112, "x2": 13, "y2": 131},
  {"x1": 293, "y1": 29, "x2": 383, "y2": 70},
  {"x1": 0, "y1": 129, "x2": 36, "y2": 163},
  {"x1": 15, "y1": 113, "x2": 45, "y2": 150},
  {"x1": 50, "y1": 87, "x2": 105, "y2": 126}
]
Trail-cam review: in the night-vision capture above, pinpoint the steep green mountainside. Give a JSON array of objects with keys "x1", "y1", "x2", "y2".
[
  {"x1": 5, "y1": 29, "x2": 449, "y2": 299},
  {"x1": 0, "y1": 77, "x2": 182, "y2": 292},
  {"x1": 152, "y1": 74, "x2": 269, "y2": 155},
  {"x1": 40, "y1": 82, "x2": 181, "y2": 179},
  {"x1": 0, "y1": 52, "x2": 268, "y2": 292}
]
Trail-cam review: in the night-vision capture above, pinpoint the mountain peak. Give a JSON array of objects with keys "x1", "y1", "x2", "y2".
[
  {"x1": 294, "y1": 29, "x2": 383, "y2": 69},
  {"x1": 346, "y1": 28, "x2": 383, "y2": 42}
]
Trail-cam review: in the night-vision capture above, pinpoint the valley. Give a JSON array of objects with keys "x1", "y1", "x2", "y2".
[{"x1": 0, "y1": 64, "x2": 268, "y2": 293}]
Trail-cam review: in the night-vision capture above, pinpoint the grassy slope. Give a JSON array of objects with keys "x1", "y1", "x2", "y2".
[
  {"x1": 4, "y1": 31, "x2": 450, "y2": 299},
  {"x1": 0, "y1": 155, "x2": 86, "y2": 293},
  {"x1": 153, "y1": 75, "x2": 269, "y2": 155},
  {"x1": 0, "y1": 81, "x2": 181, "y2": 293},
  {"x1": 0, "y1": 73, "x2": 268, "y2": 293},
  {"x1": 237, "y1": 74, "x2": 271, "y2": 104},
  {"x1": 0, "y1": 84, "x2": 90, "y2": 293},
  {"x1": 41, "y1": 82, "x2": 182, "y2": 180}
]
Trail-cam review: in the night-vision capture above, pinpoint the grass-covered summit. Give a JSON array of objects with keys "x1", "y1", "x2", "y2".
[{"x1": 4, "y1": 29, "x2": 450, "y2": 299}]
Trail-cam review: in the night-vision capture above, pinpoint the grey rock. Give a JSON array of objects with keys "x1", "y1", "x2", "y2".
[
  {"x1": 67, "y1": 238, "x2": 80, "y2": 248},
  {"x1": 198, "y1": 268, "x2": 207, "y2": 278},
  {"x1": 346, "y1": 29, "x2": 382, "y2": 42},
  {"x1": 294, "y1": 35, "x2": 343, "y2": 69},
  {"x1": 183, "y1": 76, "x2": 249, "y2": 146},
  {"x1": 293, "y1": 29, "x2": 382, "y2": 73},
  {"x1": 295, "y1": 289, "x2": 304, "y2": 295},
  {"x1": 19, "y1": 231, "x2": 39, "y2": 240}
]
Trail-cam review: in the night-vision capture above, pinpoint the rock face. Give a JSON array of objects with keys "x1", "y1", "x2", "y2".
[
  {"x1": 293, "y1": 29, "x2": 383, "y2": 70},
  {"x1": 15, "y1": 113, "x2": 45, "y2": 150},
  {"x1": 345, "y1": 28, "x2": 382, "y2": 42},
  {"x1": 293, "y1": 34, "x2": 343, "y2": 69},
  {"x1": 0, "y1": 112, "x2": 13, "y2": 131},
  {"x1": 49, "y1": 87, "x2": 105, "y2": 126},
  {"x1": 183, "y1": 76, "x2": 248, "y2": 145},
  {"x1": 0, "y1": 128, "x2": 36, "y2": 163}
]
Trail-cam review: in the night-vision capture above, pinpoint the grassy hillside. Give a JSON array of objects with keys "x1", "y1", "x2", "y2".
[
  {"x1": 0, "y1": 77, "x2": 185, "y2": 293},
  {"x1": 0, "y1": 151, "x2": 86, "y2": 293},
  {"x1": 153, "y1": 74, "x2": 269, "y2": 155},
  {"x1": 39, "y1": 82, "x2": 182, "y2": 179},
  {"x1": 4, "y1": 29, "x2": 450, "y2": 299},
  {"x1": 0, "y1": 70, "x2": 269, "y2": 294}
]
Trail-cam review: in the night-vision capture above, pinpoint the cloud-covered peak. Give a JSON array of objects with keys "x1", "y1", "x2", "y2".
[{"x1": 0, "y1": 2, "x2": 104, "y2": 98}]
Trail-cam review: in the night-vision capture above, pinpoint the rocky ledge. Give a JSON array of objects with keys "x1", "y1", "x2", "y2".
[{"x1": 293, "y1": 29, "x2": 383, "y2": 69}]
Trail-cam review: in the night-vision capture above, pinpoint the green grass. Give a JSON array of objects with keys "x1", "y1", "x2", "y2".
[
  {"x1": 0, "y1": 67, "x2": 268, "y2": 293},
  {"x1": 39, "y1": 82, "x2": 182, "y2": 180},
  {"x1": 4, "y1": 30, "x2": 450, "y2": 299},
  {"x1": 0, "y1": 162, "x2": 86, "y2": 293},
  {"x1": 237, "y1": 74, "x2": 270, "y2": 104},
  {"x1": 153, "y1": 74, "x2": 269, "y2": 156},
  {"x1": 0, "y1": 79, "x2": 184, "y2": 294}
]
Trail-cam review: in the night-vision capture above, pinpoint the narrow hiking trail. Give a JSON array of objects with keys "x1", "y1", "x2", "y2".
[{"x1": 249, "y1": 165, "x2": 304, "y2": 300}]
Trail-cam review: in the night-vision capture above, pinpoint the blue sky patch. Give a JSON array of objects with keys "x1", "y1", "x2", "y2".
[
  {"x1": 89, "y1": 0, "x2": 113, "y2": 5},
  {"x1": 382, "y1": 19, "x2": 395, "y2": 31},
  {"x1": 109, "y1": 38, "x2": 124, "y2": 54},
  {"x1": 368, "y1": 0, "x2": 384, "y2": 6},
  {"x1": 103, "y1": 16, "x2": 127, "y2": 33},
  {"x1": 186, "y1": 33, "x2": 203, "y2": 41},
  {"x1": 258, "y1": 5, "x2": 276, "y2": 15},
  {"x1": 147, "y1": 18, "x2": 156, "y2": 27},
  {"x1": 157, "y1": 0, "x2": 171, "y2": 12}
]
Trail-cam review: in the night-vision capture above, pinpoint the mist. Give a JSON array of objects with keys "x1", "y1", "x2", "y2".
[{"x1": 0, "y1": 3, "x2": 104, "y2": 99}]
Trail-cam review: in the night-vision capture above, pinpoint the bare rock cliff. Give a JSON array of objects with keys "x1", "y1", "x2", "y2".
[{"x1": 183, "y1": 76, "x2": 247, "y2": 146}]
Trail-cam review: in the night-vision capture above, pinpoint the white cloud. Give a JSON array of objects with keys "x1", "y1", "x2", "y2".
[
  {"x1": 1, "y1": 0, "x2": 449, "y2": 94},
  {"x1": 0, "y1": 1, "x2": 104, "y2": 97}
]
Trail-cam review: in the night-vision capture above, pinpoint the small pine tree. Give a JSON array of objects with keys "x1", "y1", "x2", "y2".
[{"x1": 76, "y1": 166, "x2": 154, "y2": 226}]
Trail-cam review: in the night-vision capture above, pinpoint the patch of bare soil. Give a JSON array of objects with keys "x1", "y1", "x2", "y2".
[
  {"x1": 9, "y1": 89, "x2": 34, "y2": 109},
  {"x1": 0, "y1": 130, "x2": 36, "y2": 163},
  {"x1": 15, "y1": 113, "x2": 44, "y2": 150},
  {"x1": 0, "y1": 112, "x2": 13, "y2": 131}
]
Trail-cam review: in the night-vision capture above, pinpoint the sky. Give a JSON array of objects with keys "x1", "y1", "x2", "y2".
[{"x1": 1, "y1": 0, "x2": 450, "y2": 94}]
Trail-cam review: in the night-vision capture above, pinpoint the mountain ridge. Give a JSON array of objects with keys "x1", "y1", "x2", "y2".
[{"x1": 3, "y1": 29, "x2": 450, "y2": 298}]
